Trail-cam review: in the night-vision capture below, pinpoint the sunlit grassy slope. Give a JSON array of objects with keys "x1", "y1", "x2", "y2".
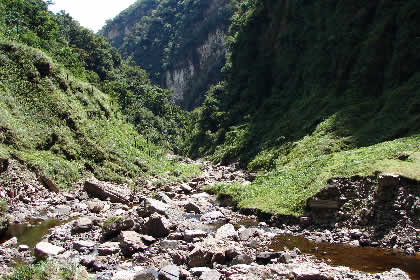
[{"x1": 0, "y1": 41, "x2": 200, "y2": 189}]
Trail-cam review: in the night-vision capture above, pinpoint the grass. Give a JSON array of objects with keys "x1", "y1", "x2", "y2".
[
  {"x1": 206, "y1": 114, "x2": 420, "y2": 216},
  {"x1": 1, "y1": 261, "x2": 89, "y2": 280},
  {"x1": 0, "y1": 41, "x2": 200, "y2": 189}
]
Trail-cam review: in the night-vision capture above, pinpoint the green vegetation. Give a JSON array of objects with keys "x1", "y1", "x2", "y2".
[
  {"x1": 101, "y1": 0, "x2": 235, "y2": 108},
  {"x1": 0, "y1": 0, "x2": 200, "y2": 189},
  {"x1": 102, "y1": 216, "x2": 123, "y2": 231},
  {"x1": 1, "y1": 261, "x2": 89, "y2": 280},
  {"x1": 186, "y1": 0, "x2": 420, "y2": 215},
  {"x1": 0, "y1": 199, "x2": 8, "y2": 234}
]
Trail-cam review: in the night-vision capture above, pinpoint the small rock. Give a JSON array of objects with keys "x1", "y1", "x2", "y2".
[
  {"x1": 113, "y1": 270, "x2": 136, "y2": 280},
  {"x1": 256, "y1": 251, "x2": 280, "y2": 264},
  {"x1": 2, "y1": 237, "x2": 17, "y2": 247},
  {"x1": 159, "y1": 265, "x2": 180, "y2": 280},
  {"x1": 134, "y1": 269, "x2": 156, "y2": 280},
  {"x1": 190, "y1": 267, "x2": 212, "y2": 276},
  {"x1": 231, "y1": 254, "x2": 254, "y2": 265},
  {"x1": 156, "y1": 192, "x2": 172, "y2": 204},
  {"x1": 72, "y1": 217, "x2": 93, "y2": 234},
  {"x1": 184, "y1": 202, "x2": 202, "y2": 214},
  {"x1": 34, "y1": 242, "x2": 65, "y2": 260},
  {"x1": 200, "y1": 211, "x2": 226, "y2": 223},
  {"x1": 18, "y1": 245, "x2": 30, "y2": 252},
  {"x1": 200, "y1": 270, "x2": 221, "y2": 280},
  {"x1": 80, "y1": 256, "x2": 107, "y2": 272},
  {"x1": 180, "y1": 184, "x2": 193, "y2": 194}
]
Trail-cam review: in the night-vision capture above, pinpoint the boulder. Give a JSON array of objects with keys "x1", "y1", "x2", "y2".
[
  {"x1": 215, "y1": 224, "x2": 238, "y2": 240},
  {"x1": 155, "y1": 192, "x2": 172, "y2": 204},
  {"x1": 84, "y1": 180, "x2": 131, "y2": 204},
  {"x1": 98, "y1": 242, "x2": 120, "y2": 255},
  {"x1": 119, "y1": 231, "x2": 147, "y2": 257},
  {"x1": 34, "y1": 242, "x2": 65, "y2": 259},
  {"x1": 200, "y1": 211, "x2": 226, "y2": 223},
  {"x1": 87, "y1": 200, "x2": 105, "y2": 213},
  {"x1": 231, "y1": 254, "x2": 254, "y2": 265},
  {"x1": 256, "y1": 251, "x2": 280, "y2": 264},
  {"x1": 102, "y1": 217, "x2": 135, "y2": 238},
  {"x1": 188, "y1": 247, "x2": 213, "y2": 267},
  {"x1": 134, "y1": 269, "x2": 156, "y2": 280},
  {"x1": 158, "y1": 265, "x2": 180, "y2": 280},
  {"x1": 180, "y1": 184, "x2": 193, "y2": 194},
  {"x1": 292, "y1": 265, "x2": 328, "y2": 280},
  {"x1": 184, "y1": 230, "x2": 208, "y2": 242},
  {"x1": 238, "y1": 228, "x2": 259, "y2": 241},
  {"x1": 138, "y1": 198, "x2": 169, "y2": 217},
  {"x1": 73, "y1": 240, "x2": 96, "y2": 252},
  {"x1": 184, "y1": 202, "x2": 202, "y2": 214},
  {"x1": 143, "y1": 213, "x2": 171, "y2": 238},
  {"x1": 72, "y1": 217, "x2": 93, "y2": 234}
]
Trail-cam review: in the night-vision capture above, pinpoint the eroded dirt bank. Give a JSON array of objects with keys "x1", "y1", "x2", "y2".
[{"x1": 0, "y1": 157, "x2": 419, "y2": 279}]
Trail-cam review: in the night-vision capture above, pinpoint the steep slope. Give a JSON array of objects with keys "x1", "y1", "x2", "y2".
[
  {"x1": 187, "y1": 0, "x2": 420, "y2": 215},
  {"x1": 101, "y1": 0, "x2": 235, "y2": 109},
  {"x1": 0, "y1": 0, "x2": 199, "y2": 189}
]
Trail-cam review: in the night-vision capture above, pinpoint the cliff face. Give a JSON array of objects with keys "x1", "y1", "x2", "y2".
[
  {"x1": 165, "y1": 28, "x2": 227, "y2": 108},
  {"x1": 101, "y1": 0, "x2": 233, "y2": 110}
]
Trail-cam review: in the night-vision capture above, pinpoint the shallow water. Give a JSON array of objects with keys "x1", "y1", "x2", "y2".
[
  {"x1": 0, "y1": 218, "x2": 69, "y2": 247},
  {"x1": 270, "y1": 234, "x2": 420, "y2": 279}
]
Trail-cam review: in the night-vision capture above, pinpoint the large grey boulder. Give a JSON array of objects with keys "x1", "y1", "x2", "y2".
[
  {"x1": 119, "y1": 231, "x2": 147, "y2": 257},
  {"x1": 84, "y1": 179, "x2": 131, "y2": 204},
  {"x1": 71, "y1": 217, "x2": 93, "y2": 234},
  {"x1": 34, "y1": 242, "x2": 65, "y2": 260},
  {"x1": 188, "y1": 247, "x2": 213, "y2": 267},
  {"x1": 143, "y1": 213, "x2": 172, "y2": 238},
  {"x1": 98, "y1": 242, "x2": 120, "y2": 256},
  {"x1": 215, "y1": 224, "x2": 238, "y2": 240},
  {"x1": 73, "y1": 240, "x2": 95, "y2": 252},
  {"x1": 137, "y1": 198, "x2": 169, "y2": 217},
  {"x1": 158, "y1": 265, "x2": 180, "y2": 280}
]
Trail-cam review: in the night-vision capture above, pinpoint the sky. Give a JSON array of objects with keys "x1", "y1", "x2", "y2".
[{"x1": 48, "y1": 0, "x2": 138, "y2": 32}]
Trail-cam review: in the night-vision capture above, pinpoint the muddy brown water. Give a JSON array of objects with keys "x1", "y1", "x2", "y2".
[{"x1": 270, "y1": 234, "x2": 420, "y2": 279}]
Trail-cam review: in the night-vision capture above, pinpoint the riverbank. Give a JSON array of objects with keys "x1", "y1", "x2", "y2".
[{"x1": 0, "y1": 158, "x2": 419, "y2": 279}]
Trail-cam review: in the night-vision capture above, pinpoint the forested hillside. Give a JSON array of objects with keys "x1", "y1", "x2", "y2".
[
  {"x1": 0, "y1": 0, "x2": 197, "y2": 189},
  {"x1": 101, "y1": 0, "x2": 235, "y2": 109},
  {"x1": 185, "y1": 0, "x2": 420, "y2": 215}
]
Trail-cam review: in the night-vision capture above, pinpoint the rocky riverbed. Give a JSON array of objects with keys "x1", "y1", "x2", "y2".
[{"x1": 0, "y1": 157, "x2": 419, "y2": 279}]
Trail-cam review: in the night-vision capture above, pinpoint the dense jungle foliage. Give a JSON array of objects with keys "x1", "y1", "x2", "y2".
[
  {"x1": 101, "y1": 0, "x2": 234, "y2": 87},
  {"x1": 0, "y1": 0, "x2": 199, "y2": 188},
  {"x1": 185, "y1": 0, "x2": 420, "y2": 215}
]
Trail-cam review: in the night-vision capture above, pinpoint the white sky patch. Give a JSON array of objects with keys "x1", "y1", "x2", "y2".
[{"x1": 48, "y1": 0, "x2": 137, "y2": 32}]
